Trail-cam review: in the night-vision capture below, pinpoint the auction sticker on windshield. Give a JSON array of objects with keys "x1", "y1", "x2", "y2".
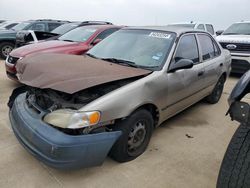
[{"x1": 149, "y1": 32, "x2": 171, "y2": 39}]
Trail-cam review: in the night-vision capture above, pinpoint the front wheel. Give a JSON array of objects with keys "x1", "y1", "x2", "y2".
[
  {"x1": 0, "y1": 42, "x2": 14, "y2": 59},
  {"x1": 217, "y1": 125, "x2": 250, "y2": 188},
  {"x1": 109, "y1": 109, "x2": 154, "y2": 162},
  {"x1": 206, "y1": 76, "x2": 225, "y2": 104}
]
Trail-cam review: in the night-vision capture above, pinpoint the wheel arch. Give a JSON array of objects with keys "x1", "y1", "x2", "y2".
[
  {"x1": 221, "y1": 72, "x2": 227, "y2": 81},
  {"x1": 128, "y1": 103, "x2": 160, "y2": 127}
]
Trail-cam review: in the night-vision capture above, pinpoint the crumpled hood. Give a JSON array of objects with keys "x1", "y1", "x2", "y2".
[
  {"x1": 16, "y1": 53, "x2": 151, "y2": 94},
  {"x1": 217, "y1": 35, "x2": 250, "y2": 44}
]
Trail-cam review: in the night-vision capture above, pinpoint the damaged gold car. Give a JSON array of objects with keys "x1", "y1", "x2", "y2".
[{"x1": 9, "y1": 26, "x2": 231, "y2": 169}]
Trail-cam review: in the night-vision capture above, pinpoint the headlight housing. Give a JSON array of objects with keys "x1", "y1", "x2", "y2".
[{"x1": 43, "y1": 109, "x2": 101, "y2": 129}]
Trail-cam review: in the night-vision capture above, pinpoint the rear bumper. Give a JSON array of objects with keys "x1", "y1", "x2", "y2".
[
  {"x1": 10, "y1": 94, "x2": 122, "y2": 169},
  {"x1": 230, "y1": 54, "x2": 250, "y2": 74}
]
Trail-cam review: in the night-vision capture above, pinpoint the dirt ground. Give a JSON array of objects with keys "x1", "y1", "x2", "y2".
[{"x1": 0, "y1": 60, "x2": 241, "y2": 188}]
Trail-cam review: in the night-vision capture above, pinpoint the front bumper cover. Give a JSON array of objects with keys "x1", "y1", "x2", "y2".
[
  {"x1": 230, "y1": 53, "x2": 250, "y2": 74},
  {"x1": 9, "y1": 94, "x2": 122, "y2": 169}
]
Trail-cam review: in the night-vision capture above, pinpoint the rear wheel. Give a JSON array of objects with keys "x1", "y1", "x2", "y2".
[
  {"x1": 109, "y1": 109, "x2": 154, "y2": 162},
  {"x1": 0, "y1": 42, "x2": 14, "y2": 59},
  {"x1": 217, "y1": 124, "x2": 250, "y2": 188},
  {"x1": 206, "y1": 76, "x2": 225, "y2": 104}
]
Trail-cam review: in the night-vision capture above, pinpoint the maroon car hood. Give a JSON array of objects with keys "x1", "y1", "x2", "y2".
[
  {"x1": 11, "y1": 40, "x2": 86, "y2": 57},
  {"x1": 16, "y1": 53, "x2": 151, "y2": 94}
]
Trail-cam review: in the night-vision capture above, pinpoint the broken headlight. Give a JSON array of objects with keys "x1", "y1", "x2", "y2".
[{"x1": 43, "y1": 109, "x2": 101, "y2": 129}]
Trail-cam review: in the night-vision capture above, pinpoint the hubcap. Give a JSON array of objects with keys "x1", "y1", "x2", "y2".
[
  {"x1": 127, "y1": 121, "x2": 147, "y2": 155},
  {"x1": 2, "y1": 45, "x2": 13, "y2": 57}
]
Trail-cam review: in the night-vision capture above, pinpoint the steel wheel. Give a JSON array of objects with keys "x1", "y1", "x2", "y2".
[
  {"x1": 2, "y1": 44, "x2": 13, "y2": 57},
  {"x1": 109, "y1": 109, "x2": 154, "y2": 162},
  {"x1": 127, "y1": 120, "x2": 147, "y2": 156}
]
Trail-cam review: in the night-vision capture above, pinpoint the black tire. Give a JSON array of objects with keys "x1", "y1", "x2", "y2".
[
  {"x1": 109, "y1": 109, "x2": 154, "y2": 162},
  {"x1": 8, "y1": 86, "x2": 27, "y2": 109},
  {"x1": 217, "y1": 124, "x2": 250, "y2": 188},
  {"x1": 0, "y1": 42, "x2": 14, "y2": 59},
  {"x1": 206, "y1": 76, "x2": 225, "y2": 104}
]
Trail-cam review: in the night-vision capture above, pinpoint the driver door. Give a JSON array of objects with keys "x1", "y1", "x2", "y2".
[{"x1": 164, "y1": 34, "x2": 205, "y2": 118}]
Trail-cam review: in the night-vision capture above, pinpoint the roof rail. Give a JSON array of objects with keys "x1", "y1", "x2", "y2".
[
  {"x1": 79, "y1": 21, "x2": 113, "y2": 26},
  {"x1": 34, "y1": 19, "x2": 70, "y2": 22}
]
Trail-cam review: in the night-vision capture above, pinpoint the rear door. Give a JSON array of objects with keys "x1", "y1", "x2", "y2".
[
  {"x1": 197, "y1": 34, "x2": 223, "y2": 88},
  {"x1": 165, "y1": 34, "x2": 205, "y2": 118}
]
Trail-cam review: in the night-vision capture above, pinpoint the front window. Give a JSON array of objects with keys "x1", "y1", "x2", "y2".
[
  {"x1": 223, "y1": 23, "x2": 250, "y2": 35},
  {"x1": 11, "y1": 22, "x2": 31, "y2": 31},
  {"x1": 87, "y1": 29, "x2": 176, "y2": 70},
  {"x1": 58, "y1": 27, "x2": 97, "y2": 42},
  {"x1": 174, "y1": 34, "x2": 199, "y2": 64}
]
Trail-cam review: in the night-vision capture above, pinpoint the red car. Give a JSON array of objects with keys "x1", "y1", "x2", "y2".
[{"x1": 5, "y1": 24, "x2": 122, "y2": 81}]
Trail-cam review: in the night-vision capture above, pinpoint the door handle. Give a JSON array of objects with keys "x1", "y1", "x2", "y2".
[{"x1": 198, "y1": 71, "x2": 205, "y2": 77}]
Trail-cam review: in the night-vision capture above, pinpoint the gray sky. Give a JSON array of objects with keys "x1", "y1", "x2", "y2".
[{"x1": 0, "y1": 0, "x2": 249, "y2": 30}]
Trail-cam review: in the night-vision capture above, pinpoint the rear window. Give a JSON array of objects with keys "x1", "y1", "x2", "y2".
[
  {"x1": 197, "y1": 34, "x2": 220, "y2": 61},
  {"x1": 206, "y1": 24, "x2": 215, "y2": 35},
  {"x1": 197, "y1": 24, "x2": 205, "y2": 31}
]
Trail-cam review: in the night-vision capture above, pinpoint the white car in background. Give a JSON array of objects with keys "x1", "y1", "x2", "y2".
[
  {"x1": 0, "y1": 21, "x2": 20, "y2": 30},
  {"x1": 168, "y1": 22, "x2": 215, "y2": 36},
  {"x1": 216, "y1": 21, "x2": 250, "y2": 74}
]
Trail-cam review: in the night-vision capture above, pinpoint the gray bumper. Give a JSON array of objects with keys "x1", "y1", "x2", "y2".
[{"x1": 9, "y1": 94, "x2": 122, "y2": 169}]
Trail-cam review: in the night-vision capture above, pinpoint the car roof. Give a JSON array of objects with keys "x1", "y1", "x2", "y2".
[
  {"x1": 235, "y1": 21, "x2": 250, "y2": 24},
  {"x1": 27, "y1": 19, "x2": 69, "y2": 23},
  {"x1": 122, "y1": 26, "x2": 209, "y2": 36},
  {"x1": 78, "y1": 24, "x2": 122, "y2": 30},
  {"x1": 170, "y1": 22, "x2": 212, "y2": 24}
]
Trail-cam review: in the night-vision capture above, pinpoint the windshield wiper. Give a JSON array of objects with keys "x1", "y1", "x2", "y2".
[
  {"x1": 85, "y1": 53, "x2": 99, "y2": 59},
  {"x1": 61, "y1": 39, "x2": 74, "y2": 42},
  {"x1": 101, "y1": 58, "x2": 139, "y2": 68}
]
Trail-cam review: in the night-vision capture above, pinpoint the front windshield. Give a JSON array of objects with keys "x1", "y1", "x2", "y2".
[
  {"x1": 58, "y1": 27, "x2": 97, "y2": 42},
  {"x1": 11, "y1": 22, "x2": 31, "y2": 31},
  {"x1": 0, "y1": 22, "x2": 7, "y2": 27},
  {"x1": 52, "y1": 23, "x2": 79, "y2": 34},
  {"x1": 223, "y1": 23, "x2": 250, "y2": 35},
  {"x1": 88, "y1": 29, "x2": 176, "y2": 69}
]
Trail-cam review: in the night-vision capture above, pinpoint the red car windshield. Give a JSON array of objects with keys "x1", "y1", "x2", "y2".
[{"x1": 58, "y1": 27, "x2": 97, "y2": 42}]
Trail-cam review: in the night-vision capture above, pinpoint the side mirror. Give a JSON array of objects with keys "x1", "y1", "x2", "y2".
[
  {"x1": 168, "y1": 59, "x2": 194, "y2": 73},
  {"x1": 91, "y1": 38, "x2": 102, "y2": 46},
  {"x1": 216, "y1": 30, "x2": 224, "y2": 36}
]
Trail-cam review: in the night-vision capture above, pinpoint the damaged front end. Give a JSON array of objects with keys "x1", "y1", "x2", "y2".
[
  {"x1": 9, "y1": 78, "x2": 141, "y2": 169},
  {"x1": 24, "y1": 77, "x2": 138, "y2": 135}
]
